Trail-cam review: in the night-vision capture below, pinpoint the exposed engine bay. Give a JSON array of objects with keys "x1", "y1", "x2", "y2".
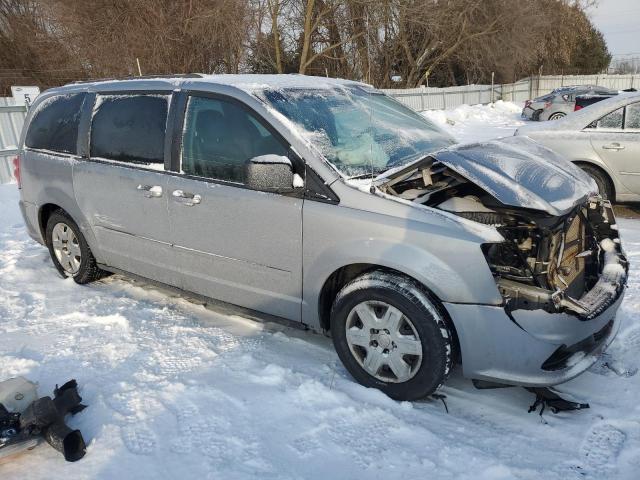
[{"x1": 377, "y1": 157, "x2": 628, "y2": 319}]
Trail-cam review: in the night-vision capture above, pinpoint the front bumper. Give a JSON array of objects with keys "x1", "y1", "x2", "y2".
[{"x1": 443, "y1": 284, "x2": 625, "y2": 387}]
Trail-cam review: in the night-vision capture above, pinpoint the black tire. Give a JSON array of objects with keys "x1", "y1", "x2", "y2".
[
  {"x1": 532, "y1": 109, "x2": 543, "y2": 121},
  {"x1": 45, "y1": 210, "x2": 105, "y2": 284},
  {"x1": 548, "y1": 112, "x2": 566, "y2": 120},
  {"x1": 330, "y1": 271, "x2": 452, "y2": 401},
  {"x1": 579, "y1": 164, "x2": 614, "y2": 201}
]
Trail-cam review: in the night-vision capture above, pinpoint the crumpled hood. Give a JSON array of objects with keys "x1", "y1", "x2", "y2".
[{"x1": 430, "y1": 136, "x2": 598, "y2": 216}]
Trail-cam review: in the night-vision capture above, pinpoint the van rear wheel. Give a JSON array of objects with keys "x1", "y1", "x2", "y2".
[
  {"x1": 45, "y1": 210, "x2": 105, "y2": 284},
  {"x1": 330, "y1": 271, "x2": 452, "y2": 401}
]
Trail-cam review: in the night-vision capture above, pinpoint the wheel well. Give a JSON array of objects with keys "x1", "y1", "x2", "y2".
[
  {"x1": 573, "y1": 161, "x2": 615, "y2": 199},
  {"x1": 38, "y1": 203, "x2": 63, "y2": 238},
  {"x1": 318, "y1": 263, "x2": 461, "y2": 361}
]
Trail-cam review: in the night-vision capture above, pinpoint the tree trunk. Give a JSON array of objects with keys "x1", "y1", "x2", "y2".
[{"x1": 299, "y1": 0, "x2": 315, "y2": 74}]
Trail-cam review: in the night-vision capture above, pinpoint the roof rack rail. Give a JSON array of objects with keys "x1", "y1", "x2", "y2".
[{"x1": 72, "y1": 73, "x2": 203, "y2": 84}]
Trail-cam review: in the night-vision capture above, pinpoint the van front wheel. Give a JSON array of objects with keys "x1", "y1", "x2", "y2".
[
  {"x1": 45, "y1": 210, "x2": 104, "y2": 284},
  {"x1": 330, "y1": 271, "x2": 452, "y2": 401}
]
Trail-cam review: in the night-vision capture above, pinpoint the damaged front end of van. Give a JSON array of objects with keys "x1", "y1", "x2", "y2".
[{"x1": 375, "y1": 136, "x2": 628, "y2": 385}]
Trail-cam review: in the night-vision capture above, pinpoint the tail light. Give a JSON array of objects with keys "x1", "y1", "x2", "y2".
[
  {"x1": 574, "y1": 105, "x2": 583, "y2": 111},
  {"x1": 524, "y1": 100, "x2": 532, "y2": 108},
  {"x1": 13, "y1": 155, "x2": 21, "y2": 188}
]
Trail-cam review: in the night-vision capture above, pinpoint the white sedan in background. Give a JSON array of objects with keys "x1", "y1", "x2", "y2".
[{"x1": 516, "y1": 92, "x2": 640, "y2": 202}]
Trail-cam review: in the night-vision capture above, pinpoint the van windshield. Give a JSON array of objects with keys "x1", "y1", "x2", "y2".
[{"x1": 260, "y1": 86, "x2": 455, "y2": 178}]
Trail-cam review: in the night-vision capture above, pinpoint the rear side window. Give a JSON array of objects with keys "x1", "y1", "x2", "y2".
[
  {"x1": 91, "y1": 94, "x2": 168, "y2": 165},
  {"x1": 25, "y1": 94, "x2": 85, "y2": 154}
]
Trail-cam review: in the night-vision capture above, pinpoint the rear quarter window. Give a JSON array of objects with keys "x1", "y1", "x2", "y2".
[
  {"x1": 90, "y1": 94, "x2": 168, "y2": 166},
  {"x1": 25, "y1": 93, "x2": 85, "y2": 154}
]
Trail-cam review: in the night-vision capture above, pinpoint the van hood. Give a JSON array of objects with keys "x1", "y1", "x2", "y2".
[{"x1": 420, "y1": 136, "x2": 597, "y2": 216}]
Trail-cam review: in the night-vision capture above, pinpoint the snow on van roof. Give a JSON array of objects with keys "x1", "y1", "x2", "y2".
[
  {"x1": 60, "y1": 74, "x2": 369, "y2": 93},
  {"x1": 191, "y1": 74, "x2": 369, "y2": 91}
]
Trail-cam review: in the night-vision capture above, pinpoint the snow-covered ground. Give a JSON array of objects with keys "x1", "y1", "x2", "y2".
[{"x1": 1, "y1": 103, "x2": 640, "y2": 479}]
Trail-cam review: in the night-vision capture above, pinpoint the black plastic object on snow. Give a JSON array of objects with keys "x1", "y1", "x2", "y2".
[
  {"x1": 0, "y1": 379, "x2": 87, "y2": 462},
  {"x1": 526, "y1": 387, "x2": 589, "y2": 415}
]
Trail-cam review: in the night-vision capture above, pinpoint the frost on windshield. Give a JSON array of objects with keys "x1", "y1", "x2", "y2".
[{"x1": 259, "y1": 87, "x2": 455, "y2": 177}]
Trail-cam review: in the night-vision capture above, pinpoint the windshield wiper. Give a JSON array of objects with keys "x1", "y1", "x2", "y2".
[{"x1": 347, "y1": 170, "x2": 387, "y2": 180}]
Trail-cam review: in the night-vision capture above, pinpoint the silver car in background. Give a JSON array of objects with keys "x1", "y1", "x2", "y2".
[
  {"x1": 522, "y1": 85, "x2": 617, "y2": 121},
  {"x1": 15, "y1": 75, "x2": 627, "y2": 400},
  {"x1": 516, "y1": 91, "x2": 640, "y2": 201}
]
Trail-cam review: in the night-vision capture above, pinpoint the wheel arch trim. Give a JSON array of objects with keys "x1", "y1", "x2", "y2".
[{"x1": 36, "y1": 190, "x2": 104, "y2": 264}]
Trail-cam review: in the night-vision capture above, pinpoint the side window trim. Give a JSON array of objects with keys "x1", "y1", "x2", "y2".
[
  {"x1": 25, "y1": 93, "x2": 86, "y2": 155},
  {"x1": 77, "y1": 92, "x2": 96, "y2": 158},
  {"x1": 586, "y1": 106, "x2": 625, "y2": 131},
  {"x1": 88, "y1": 90, "x2": 173, "y2": 170},
  {"x1": 174, "y1": 90, "x2": 296, "y2": 181},
  {"x1": 172, "y1": 89, "x2": 338, "y2": 202},
  {"x1": 167, "y1": 91, "x2": 188, "y2": 172}
]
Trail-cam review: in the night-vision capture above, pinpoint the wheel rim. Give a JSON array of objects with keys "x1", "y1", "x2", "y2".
[
  {"x1": 550, "y1": 113, "x2": 565, "y2": 120},
  {"x1": 51, "y1": 222, "x2": 81, "y2": 275},
  {"x1": 345, "y1": 301, "x2": 423, "y2": 383}
]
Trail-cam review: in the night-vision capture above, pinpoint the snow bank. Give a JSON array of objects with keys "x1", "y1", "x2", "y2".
[{"x1": 422, "y1": 101, "x2": 526, "y2": 143}]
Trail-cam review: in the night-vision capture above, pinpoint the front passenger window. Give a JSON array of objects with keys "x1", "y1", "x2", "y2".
[{"x1": 181, "y1": 96, "x2": 288, "y2": 183}]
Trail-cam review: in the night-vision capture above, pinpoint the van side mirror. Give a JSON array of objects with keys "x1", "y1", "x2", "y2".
[{"x1": 245, "y1": 155, "x2": 296, "y2": 192}]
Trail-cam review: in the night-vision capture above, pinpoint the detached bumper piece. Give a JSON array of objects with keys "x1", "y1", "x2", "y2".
[
  {"x1": 526, "y1": 387, "x2": 589, "y2": 415},
  {"x1": 0, "y1": 379, "x2": 87, "y2": 462}
]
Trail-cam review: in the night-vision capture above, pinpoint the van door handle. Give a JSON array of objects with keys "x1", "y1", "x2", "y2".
[
  {"x1": 137, "y1": 184, "x2": 163, "y2": 198},
  {"x1": 602, "y1": 143, "x2": 625, "y2": 150},
  {"x1": 172, "y1": 189, "x2": 202, "y2": 206}
]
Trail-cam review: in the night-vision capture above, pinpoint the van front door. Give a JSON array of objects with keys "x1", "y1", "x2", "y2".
[{"x1": 166, "y1": 93, "x2": 304, "y2": 321}]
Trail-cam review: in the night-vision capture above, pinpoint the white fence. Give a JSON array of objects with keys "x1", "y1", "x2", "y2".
[
  {"x1": 0, "y1": 98, "x2": 26, "y2": 184},
  {"x1": 383, "y1": 74, "x2": 640, "y2": 111}
]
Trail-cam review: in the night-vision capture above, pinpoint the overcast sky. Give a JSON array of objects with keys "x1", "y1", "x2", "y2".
[{"x1": 588, "y1": 0, "x2": 640, "y2": 58}]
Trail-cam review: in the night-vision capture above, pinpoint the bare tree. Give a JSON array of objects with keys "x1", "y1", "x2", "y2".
[
  {"x1": 297, "y1": 0, "x2": 363, "y2": 74},
  {"x1": 0, "y1": 0, "x2": 610, "y2": 93}
]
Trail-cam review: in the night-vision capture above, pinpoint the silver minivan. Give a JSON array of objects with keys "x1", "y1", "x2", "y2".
[{"x1": 15, "y1": 75, "x2": 627, "y2": 400}]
